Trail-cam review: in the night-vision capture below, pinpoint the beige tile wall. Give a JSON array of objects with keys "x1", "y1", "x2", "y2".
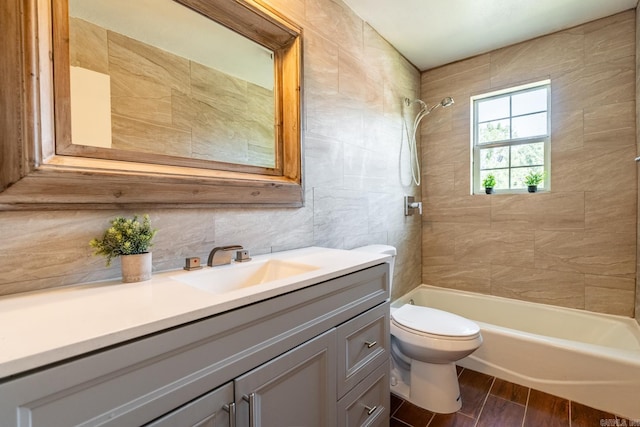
[
  {"x1": 636, "y1": 4, "x2": 640, "y2": 326},
  {"x1": 70, "y1": 17, "x2": 275, "y2": 167},
  {"x1": 0, "y1": 0, "x2": 421, "y2": 299},
  {"x1": 420, "y1": 10, "x2": 637, "y2": 317}
]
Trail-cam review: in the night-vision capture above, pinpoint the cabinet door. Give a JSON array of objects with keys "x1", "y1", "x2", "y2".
[
  {"x1": 234, "y1": 329, "x2": 337, "y2": 427},
  {"x1": 144, "y1": 382, "x2": 233, "y2": 427}
]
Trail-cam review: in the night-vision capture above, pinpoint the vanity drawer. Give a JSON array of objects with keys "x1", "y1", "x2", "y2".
[
  {"x1": 337, "y1": 360, "x2": 390, "y2": 427},
  {"x1": 337, "y1": 302, "x2": 389, "y2": 398}
]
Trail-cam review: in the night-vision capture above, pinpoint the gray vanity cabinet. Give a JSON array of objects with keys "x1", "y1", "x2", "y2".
[
  {"x1": 149, "y1": 306, "x2": 389, "y2": 427},
  {"x1": 234, "y1": 329, "x2": 337, "y2": 427},
  {"x1": 145, "y1": 382, "x2": 233, "y2": 427},
  {"x1": 336, "y1": 303, "x2": 390, "y2": 426},
  {"x1": 146, "y1": 330, "x2": 337, "y2": 427},
  {"x1": 0, "y1": 263, "x2": 389, "y2": 427}
]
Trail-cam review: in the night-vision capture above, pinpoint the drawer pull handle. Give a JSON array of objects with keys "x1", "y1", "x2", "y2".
[
  {"x1": 365, "y1": 340, "x2": 377, "y2": 349},
  {"x1": 364, "y1": 405, "x2": 378, "y2": 415},
  {"x1": 223, "y1": 402, "x2": 236, "y2": 427},
  {"x1": 243, "y1": 393, "x2": 257, "y2": 427}
]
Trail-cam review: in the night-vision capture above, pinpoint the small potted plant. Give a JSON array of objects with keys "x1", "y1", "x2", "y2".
[
  {"x1": 482, "y1": 174, "x2": 496, "y2": 194},
  {"x1": 90, "y1": 214, "x2": 157, "y2": 283},
  {"x1": 524, "y1": 171, "x2": 545, "y2": 193}
]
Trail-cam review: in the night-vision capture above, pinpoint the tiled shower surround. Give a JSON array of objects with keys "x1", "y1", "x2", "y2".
[{"x1": 420, "y1": 10, "x2": 638, "y2": 318}]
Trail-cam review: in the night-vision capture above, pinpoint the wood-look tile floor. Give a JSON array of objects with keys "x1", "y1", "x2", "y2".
[{"x1": 390, "y1": 367, "x2": 633, "y2": 427}]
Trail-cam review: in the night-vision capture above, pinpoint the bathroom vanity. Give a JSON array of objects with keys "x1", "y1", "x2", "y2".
[{"x1": 0, "y1": 248, "x2": 391, "y2": 426}]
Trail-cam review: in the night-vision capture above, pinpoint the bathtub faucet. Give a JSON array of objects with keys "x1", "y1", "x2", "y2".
[{"x1": 207, "y1": 245, "x2": 244, "y2": 267}]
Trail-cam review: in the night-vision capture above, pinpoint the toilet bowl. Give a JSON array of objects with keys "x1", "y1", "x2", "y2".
[
  {"x1": 390, "y1": 304, "x2": 482, "y2": 413},
  {"x1": 352, "y1": 245, "x2": 483, "y2": 414}
]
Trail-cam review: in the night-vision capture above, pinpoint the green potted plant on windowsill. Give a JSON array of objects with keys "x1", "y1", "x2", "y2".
[
  {"x1": 90, "y1": 214, "x2": 157, "y2": 283},
  {"x1": 482, "y1": 174, "x2": 496, "y2": 194},
  {"x1": 524, "y1": 171, "x2": 545, "y2": 193}
]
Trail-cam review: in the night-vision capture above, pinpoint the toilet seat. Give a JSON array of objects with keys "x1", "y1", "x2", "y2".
[{"x1": 391, "y1": 304, "x2": 480, "y2": 340}]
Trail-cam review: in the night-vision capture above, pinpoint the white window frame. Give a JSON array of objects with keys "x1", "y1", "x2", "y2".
[{"x1": 471, "y1": 80, "x2": 551, "y2": 194}]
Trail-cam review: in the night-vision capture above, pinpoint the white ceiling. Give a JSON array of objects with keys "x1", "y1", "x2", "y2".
[{"x1": 342, "y1": 0, "x2": 638, "y2": 71}]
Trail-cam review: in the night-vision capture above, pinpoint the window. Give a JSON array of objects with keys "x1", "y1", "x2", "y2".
[{"x1": 472, "y1": 81, "x2": 550, "y2": 194}]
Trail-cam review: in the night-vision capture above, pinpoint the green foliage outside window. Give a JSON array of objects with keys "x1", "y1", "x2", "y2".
[{"x1": 473, "y1": 81, "x2": 550, "y2": 193}]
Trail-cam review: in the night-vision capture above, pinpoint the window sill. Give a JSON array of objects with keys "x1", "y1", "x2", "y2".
[{"x1": 476, "y1": 188, "x2": 549, "y2": 195}]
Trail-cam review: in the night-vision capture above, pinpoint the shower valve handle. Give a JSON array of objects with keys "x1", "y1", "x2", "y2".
[
  {"x1": 404, "y1": 196, "x2": 422, "y2": 216},
  {"x1": 409, "y1": 201, "x2": 422, "y2": 215}
]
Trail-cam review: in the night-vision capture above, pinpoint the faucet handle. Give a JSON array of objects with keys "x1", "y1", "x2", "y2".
[
  {"x1": 184, "y1": 257, "x2": 202, "y2": 271},
  {"x1": 235, "y1": 249, "x2": 252, "y2": 262}
]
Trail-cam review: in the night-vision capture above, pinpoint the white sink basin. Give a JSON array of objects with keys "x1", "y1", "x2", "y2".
[{"x1": 171, "y1": 259, "x2": 320, "y2": 294}]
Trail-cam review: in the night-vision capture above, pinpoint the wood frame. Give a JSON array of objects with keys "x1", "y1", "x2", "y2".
[{"x1": 0, "y1": 0, "x2": 303, "y2": 210}]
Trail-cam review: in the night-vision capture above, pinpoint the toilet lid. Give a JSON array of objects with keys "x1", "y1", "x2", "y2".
[{"x1": 392, "y1": 304, "x2": 480, "y2": 337}]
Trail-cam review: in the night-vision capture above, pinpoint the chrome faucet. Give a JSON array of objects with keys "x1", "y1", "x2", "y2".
[{"x1": 207, "y1": 245, "x2": 243, "y2": 267}]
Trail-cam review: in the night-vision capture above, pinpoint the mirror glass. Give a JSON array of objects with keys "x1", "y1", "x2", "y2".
[{"x1": 67, "y1": 0, "x2": 276, "y2": 169}]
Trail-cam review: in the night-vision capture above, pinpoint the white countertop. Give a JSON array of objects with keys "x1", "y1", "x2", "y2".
[{"x1": 0, "y1": 247, "x2": 390, "y2": 379}]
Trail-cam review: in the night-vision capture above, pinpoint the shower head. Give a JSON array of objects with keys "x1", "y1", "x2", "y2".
[
  {"x1": 404, "y1": 97, "x2": 454, "y2": 113},
  {"x1": 426, "y1": 97, "x2": 454, "y2": 114},
  {"x1": 440, "y1": 97, "x2": 454, "y2": 107},
  {"x1": 402, "y1": 96, "x2": 454, "y2": 187}
]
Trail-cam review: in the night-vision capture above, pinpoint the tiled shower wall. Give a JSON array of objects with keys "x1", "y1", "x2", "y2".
[
  {"x1": 636, "y1": 4, "x2": 640, "y2": 325},
  {"x1": 0, "y1": 0, "x2": 421, "y2": 299},
  {"x1": 420, "y1": 10, "x2": 637, "y2": 317}
]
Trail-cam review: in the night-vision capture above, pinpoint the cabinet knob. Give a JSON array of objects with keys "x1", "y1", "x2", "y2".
[
  {"x1": 364, "y1": 340, "x2": 377, "y2": 349},
  {"x1": 364, "y1": 405, "x2": 378, "y2": 415}
]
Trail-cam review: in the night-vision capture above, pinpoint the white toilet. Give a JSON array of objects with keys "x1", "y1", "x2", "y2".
[{"x1": 353, "y1": 245, "x2": 483, "y2": 414}]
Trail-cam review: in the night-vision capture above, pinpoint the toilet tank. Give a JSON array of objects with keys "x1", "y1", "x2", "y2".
[{"x1": 351, "y1": 245, "x2": 396, "y2": 294}]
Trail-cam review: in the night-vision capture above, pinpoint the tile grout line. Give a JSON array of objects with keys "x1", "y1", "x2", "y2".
[
  {"x1": 521, "y1": 387, "x2": 531, "y2": 427},
  {"x1": 473, "y1": 376, "x2": 496, "y2": 427},
  {"x1": 392, "y1": 416, "x2": 412, "y2": 427},
  {"x1": 391, "y1": 373, "x2": 623, "y2": 426},
  {"x1": 425, "y1": 412, "x2": 435, "y2": 427},
  {"x1": 390, "y1": 399, "x2": 404, "y2": 419}
]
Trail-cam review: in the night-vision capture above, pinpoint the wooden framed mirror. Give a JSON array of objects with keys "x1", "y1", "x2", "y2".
[{"x1": 0, "y1": 0, "x2": 302, "y2": 209}]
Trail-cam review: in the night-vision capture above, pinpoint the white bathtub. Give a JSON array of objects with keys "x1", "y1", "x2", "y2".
[{"x1": 393, "y1": 285, "x2": 640, "y2": 419}]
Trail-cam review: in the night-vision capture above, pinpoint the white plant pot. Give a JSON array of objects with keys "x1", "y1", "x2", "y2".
[{"x1": 120, "y1": 252, "x2": 152, "y2": 283}]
